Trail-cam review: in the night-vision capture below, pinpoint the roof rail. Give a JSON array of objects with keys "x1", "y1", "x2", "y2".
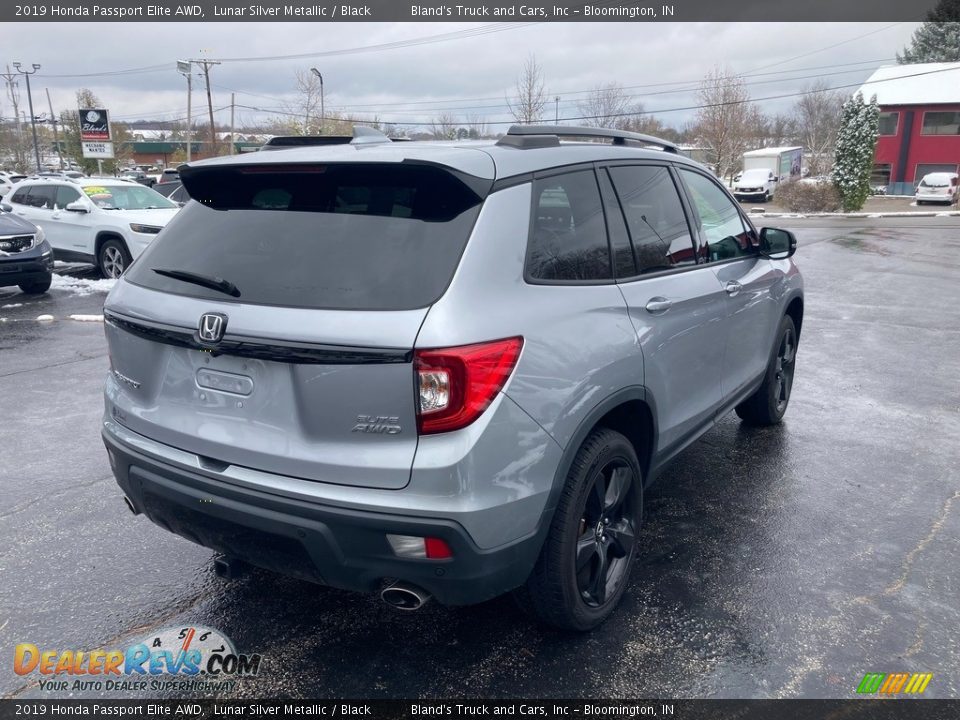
[
  {"x1": 261, "y1": 126, "x2": 394, "y2": 151},
  {"x1": 496, "y1": 124, "x2": 679, "y2": 154}
]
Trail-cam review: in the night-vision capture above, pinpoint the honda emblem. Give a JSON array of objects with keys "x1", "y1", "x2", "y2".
[{"x1": 198, "y1": 313, "x2": 227, "y2": 343}]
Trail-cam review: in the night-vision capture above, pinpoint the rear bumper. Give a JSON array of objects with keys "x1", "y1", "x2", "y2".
[{"x1": 103, "y1": 427, "x2": 544, "y2": 605}]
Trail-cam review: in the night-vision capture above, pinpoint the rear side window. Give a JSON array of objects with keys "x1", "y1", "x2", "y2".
[
  {"x1": 124, "y1": 163, "x2": 485, "y2": 311},
  {"x1": 527, "y1": 170, "x2": 612, "y2": 282},
  {"x1": 608, "y1": 166, "x2": 696, "y2": 273},
  {"x1": 15, "y1": 185, "x2": 56, "y2": 209}
]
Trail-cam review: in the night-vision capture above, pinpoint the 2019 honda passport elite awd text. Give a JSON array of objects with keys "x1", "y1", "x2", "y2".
[{"x1": 102, "y1": 125, "x2": 803, "y2": 630}]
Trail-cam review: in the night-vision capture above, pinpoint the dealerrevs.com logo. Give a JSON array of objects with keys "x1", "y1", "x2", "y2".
[{"x1": 14, "y1": 625, "x2": 262, "y2": 693}]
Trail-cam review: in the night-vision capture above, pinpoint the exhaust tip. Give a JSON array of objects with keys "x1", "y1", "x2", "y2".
[
  {"x1": 123, "y1": 496, "x2": 140, "y2": 516},
  {"x1": 213, "y1": 556, "x2": 244, "y2": 580},
  {"x1": 381, "y1": 582, "x2": 431, "y2": 611}
]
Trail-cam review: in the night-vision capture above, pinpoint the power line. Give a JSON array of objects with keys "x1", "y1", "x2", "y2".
[
  {"x1": 34, "y1": 23, "x2": 535, "y2": 79},
  {"x1": 235, "y1": 63, "x2": 958, "y2": 128},
  {"x1": 209, "y1": 56, "x2": 894, "y2": 119}
]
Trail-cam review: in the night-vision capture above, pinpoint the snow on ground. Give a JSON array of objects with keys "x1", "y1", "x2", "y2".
[
  {"x1": 50, "y1": 274, "x2": 116, "y2": 296},
  {"x1": 36, "y1": 315, "x2": 54, "y2": 322},
  {"x1": 1, "y1": 303, "x2": 23, "y2": 309},
  {"x1": 69, "y1": 314, "x2": 104, "y2": 322}
]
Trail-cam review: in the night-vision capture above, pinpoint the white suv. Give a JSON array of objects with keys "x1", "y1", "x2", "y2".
[{"x1": 3, "y1": 177, "x2": 179, "y2": 278}]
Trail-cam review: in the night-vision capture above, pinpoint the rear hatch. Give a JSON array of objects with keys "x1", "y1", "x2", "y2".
[{"x1": 105, "y1": 159, "x2": 490, "y2": 489}]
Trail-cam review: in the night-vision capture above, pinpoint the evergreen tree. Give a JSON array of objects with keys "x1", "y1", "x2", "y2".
[
  {"x1": 832, "y1": 93, "x2": 880, "y2": 212},
  {"x1": 898, "y1": 0, "x2": 960, "y2": 62}
]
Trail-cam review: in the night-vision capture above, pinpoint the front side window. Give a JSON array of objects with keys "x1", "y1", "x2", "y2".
[
  {"x1": 607, "y1": 165, "x2": 695, "y2": 273},
  {"x1": 55, "y1": 185, "x2": 81, "y2": 208},
  {"x1": 679, "y1": 169, "x2": 756, "y2": 263},
  {"x1": 527, "y1": 170, "x2": 612, "y2": 282},
  {"x1": 10, "y1": 187, "x2": 30, "y2": 205}
]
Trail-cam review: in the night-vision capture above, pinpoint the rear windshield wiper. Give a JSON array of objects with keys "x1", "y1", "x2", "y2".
[{"x1": 151, "y1": 268, "x2": 241, "y2": 298}]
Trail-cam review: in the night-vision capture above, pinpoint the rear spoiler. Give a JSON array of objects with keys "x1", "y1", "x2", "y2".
[{"x1": 261, "y1": 126, "x2": 410, "y2": 150}]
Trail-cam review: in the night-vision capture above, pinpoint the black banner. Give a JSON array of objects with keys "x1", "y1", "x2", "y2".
[
  {"x1": 1, "y1": 700, "x2": 959, "y2": 720},
  {"x1": 1, "y1": 0, "x2": 943, "y2": 23}
]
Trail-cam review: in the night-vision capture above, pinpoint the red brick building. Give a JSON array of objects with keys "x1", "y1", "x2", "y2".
[{"x1": 858, "y1": 62, "x2": 960, "y2": 194}]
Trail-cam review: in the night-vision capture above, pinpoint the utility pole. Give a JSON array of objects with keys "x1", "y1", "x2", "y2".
[
  {"x1": 555, "y1": 96, "x2": 560, "y2": 124},
  {"x1": 1, "y1": 66, "x2": 24, "y2": 170},
  {"x1": 310, "y1": 68, "x2": 324, "y2": 134},
  {"x1": 177, "y1": 60, "x2": 193, "y2": 162},
  {"x1": 229, "y1": 93, "x2": 235, "y2": 155},
  {"x1": 45, "y1": 88, "x2": 63, "y2": 169},
  {"x1": 193, "y1": 58, "x2": 220, "y2": 155},
  {"x1": 13, "y1": 62, "x2": 42, "y2": 172}
]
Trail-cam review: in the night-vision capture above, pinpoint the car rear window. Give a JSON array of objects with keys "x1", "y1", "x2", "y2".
[{"x1": 124, "y1": 163, "x2": 486, "y2": 311}]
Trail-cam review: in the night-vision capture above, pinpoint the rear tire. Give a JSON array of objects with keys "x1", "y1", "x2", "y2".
[
  {"x1": 736, "y1": 315, "x2": 798, "y2": 426},
  {"x1": 515, "y1": 428, "x2": 642, "y2": 631},
  {"x1": 98, "y1": 238, "x2": 131, "y2": 279},
  {"x1": 19, "y1": 274, "x2": 52, "y2": 294}
]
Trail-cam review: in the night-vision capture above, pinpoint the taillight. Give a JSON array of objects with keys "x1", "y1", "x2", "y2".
[{"x1": 415, "y1": 337, "x2": 523, "y2": 435}]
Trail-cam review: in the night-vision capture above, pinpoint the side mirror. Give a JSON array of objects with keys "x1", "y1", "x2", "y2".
[
  {"x1": 65, "y1": 200, "x2": 89, "y2": 213},
  {"x1": 0, "y1": 203, "x2": 12, "y2": 213},
  {"x1": 759, "y1": 227, "x2": 796, "y2": 259}
]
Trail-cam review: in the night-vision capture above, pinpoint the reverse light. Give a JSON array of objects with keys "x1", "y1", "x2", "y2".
[
  {"x1": 386, "y1": 534, "x2": 453, "y2": 560},
  {"x1": 414, "y1": 337, "x2": 523, "y2": 435}
]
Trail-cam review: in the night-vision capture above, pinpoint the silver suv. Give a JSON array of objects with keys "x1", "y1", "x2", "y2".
[{"x1": 102, "y1": 126, "x2": 803, "y2": 630}]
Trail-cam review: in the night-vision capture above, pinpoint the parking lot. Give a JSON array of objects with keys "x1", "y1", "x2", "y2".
[{"x1": 2, "y1": 216, "x2": 959, "y2": 699}]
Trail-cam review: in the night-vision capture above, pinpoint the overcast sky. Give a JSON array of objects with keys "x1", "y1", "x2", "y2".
[{"x1": 2, "y1": 22, "x2": 919, "y2": 131}]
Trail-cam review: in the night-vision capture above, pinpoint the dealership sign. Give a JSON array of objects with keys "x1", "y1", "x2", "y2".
[
  {"x1": 82, "y1": 141, "x2": 114, "y2": 159},
  {"x1": 79, "y1": 108, "x2": 111, "y2": 141}
]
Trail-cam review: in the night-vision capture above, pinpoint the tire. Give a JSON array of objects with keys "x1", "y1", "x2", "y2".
[
  {"x1": 735, "y1": 315, "x2": 799, "y2": 426},
  {"x1": 515, "y1": 428, "x2": 642, "y2": 631},
  {"x1": 19, "y1": 274, "x2": 52, "y2": 294},
  {"x1": 98, "y1": 238, "x2": 131, "y2": 279}
]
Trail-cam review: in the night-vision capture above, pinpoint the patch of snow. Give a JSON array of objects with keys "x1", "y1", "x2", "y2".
[
  {"x1": 50, "y1": 274, "x2": 116, "y2": 296},
  {"x1": 36, "y1": 314, "x2": 55, "y2": 322},
  {"x1": 69, "y1": 314, "x2": 104, "y2": 322},
  {"x1": 1, "y1": 303, "x2": 23, "y2": 308}
]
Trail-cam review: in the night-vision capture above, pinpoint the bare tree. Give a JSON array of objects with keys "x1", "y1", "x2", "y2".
[
  {"x1": 577, "y1": 83, "x2": 633, "y2": 128},
  {"x1": 284, "y1": 69, "x2": 324, "y2": 135},
  {"x1": 692, "y1": 67, "x2": 759, "y2": 180},
  {"x1": 429, "y1": 112, "x2": 459, "y2": 140},
  {"x1": 618, "y1": 103, "x2": 681, "y2": 139},
  {"x1": 507, "y1": 54, "x2": 547, "y2": 125},
  {"x1": 463, "y1": 113, "x2": 488, "y2": 139},
  {"x1": 794, "y1": 80, "x2": 845, "y2": 175}
]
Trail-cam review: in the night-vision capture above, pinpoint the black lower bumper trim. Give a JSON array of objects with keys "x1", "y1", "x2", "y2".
[{"x1": 103, "y1": 430, "x2": 542, "y2": 605}]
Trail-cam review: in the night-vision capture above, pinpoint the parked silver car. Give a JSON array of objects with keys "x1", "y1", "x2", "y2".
[{"x1": 102, "y1": 126, "x2": 804, "y2": 630}]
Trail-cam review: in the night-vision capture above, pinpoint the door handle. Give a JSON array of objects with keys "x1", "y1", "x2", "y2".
[
  {"x1": 645, "y1": 297, "x2": 673, "y2": 314},
  {"x1": 725, "y1": 281, "x2": 742, "y2": 296}
]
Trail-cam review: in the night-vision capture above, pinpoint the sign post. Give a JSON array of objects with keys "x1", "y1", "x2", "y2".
[{"x1": 79, "y1": 108, "x2": 114, "y2": 173}]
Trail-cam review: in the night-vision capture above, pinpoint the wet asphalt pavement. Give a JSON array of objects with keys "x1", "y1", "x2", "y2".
[{"x1": 1, "y1": 217, "x2": 959, "y2": 700}]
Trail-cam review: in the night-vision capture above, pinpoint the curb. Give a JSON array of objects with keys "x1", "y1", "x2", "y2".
[{"x1": 748, "y1": 211, "x2": 960, "y2": 219}]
